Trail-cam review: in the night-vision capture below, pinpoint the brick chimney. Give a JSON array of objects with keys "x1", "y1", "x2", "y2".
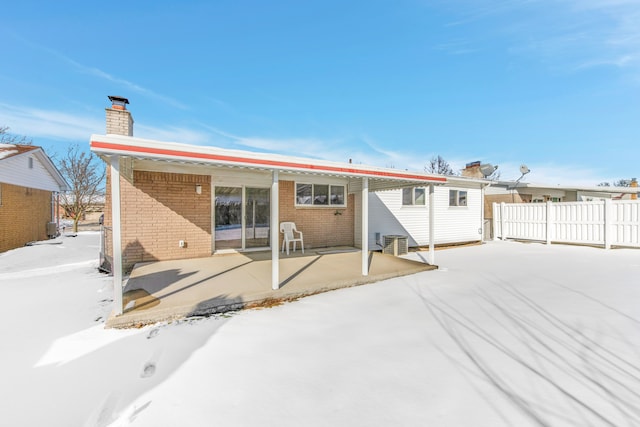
[
  {"x1": 461, "y1": 161, "x2": 483, "y2": 179},
  {"x1": 631, "y1": 178, "x2": 638, "y2": 200},
  {"x1": 106, "y1": 96, "x2": 133, "y2": 136}
]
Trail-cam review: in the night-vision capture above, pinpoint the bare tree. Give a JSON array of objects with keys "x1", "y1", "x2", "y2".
[
  {"x1": 425, "y1": 155, "x2": 456, "y2": 176},
  {"x1": 57, "y1": 144, "x2": 105, "y2": 232},
  {"x1": 0, "y1": 126, "x2": 32, "y2": 145}
]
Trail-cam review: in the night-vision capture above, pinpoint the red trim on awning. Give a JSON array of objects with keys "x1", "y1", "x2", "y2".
[{"x1": 91, "y1": 140, "x2": 447, "y2": 183}]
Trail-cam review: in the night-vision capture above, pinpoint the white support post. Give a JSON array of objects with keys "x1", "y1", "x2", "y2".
[
  {"x1": 480, "y1": 185, "x2": 486, "y2": 242},
  {"x1": 546, "y1": 201, "x2": 552, "y2": 245},
  {"x1": 361, "y1": 177, "x2": 369, "y2": 276},
  {"x1": 271, "y1": 170, "x2": 280, "y2": 289},
  {"x1": 604, "y1": 198, "x2": 612, "y2": 250},
  {"x1": 500, "y1": 202, "x2": 506, "y2": 240},
  {"x1": 110, "y1": 156, "x2": 123, "y2": 315},
  {"x1": 492, "y1": 202, "x2": 498, "y2": 241},
  {"x1": 428, "y1": 184, "x2": 435, "y2": 265}
]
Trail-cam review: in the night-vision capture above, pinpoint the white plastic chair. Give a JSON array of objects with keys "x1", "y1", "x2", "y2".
[{"x1": 280, "y1": 222, "x2": 304, "y2": 255}]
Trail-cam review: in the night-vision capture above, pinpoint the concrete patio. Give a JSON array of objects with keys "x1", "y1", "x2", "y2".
[{"x1": 106, "y1": 248, "x2": 436, "y2": 327}]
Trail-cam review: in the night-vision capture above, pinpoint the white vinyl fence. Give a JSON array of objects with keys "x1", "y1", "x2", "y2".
[{"x1": 493, "y1": 200, "x2": 640, "y2": 249}]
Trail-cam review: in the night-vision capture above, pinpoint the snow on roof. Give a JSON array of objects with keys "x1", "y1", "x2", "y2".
[
  {"x1": 0, "y1": 149, "x2": 18, "y2": 159},
  {"x1": 0, "y1": 144, "x2": 38, "y2": 161}
]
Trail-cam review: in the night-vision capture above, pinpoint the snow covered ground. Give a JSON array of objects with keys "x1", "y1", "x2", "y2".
[{"x1": 0, "y1": 233, "x2": 639, "y2": 426}]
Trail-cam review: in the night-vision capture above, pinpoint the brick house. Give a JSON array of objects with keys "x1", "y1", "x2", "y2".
[
  {"x1": 0, "y1": 144, "x2": 69, "y2": 252},
  {"x1": 92, "y1": 97, "x2": 449, "y2": 315}
]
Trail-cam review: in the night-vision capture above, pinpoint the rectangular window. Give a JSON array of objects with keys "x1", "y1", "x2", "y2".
[
  {"x1": 314, "y1": 184, "x2": 329, "y2": 205},
  {"x1": 449, "y1": 190, "x2": 468, "y2": 207},
  {"x1": 330, "y1": 186, "x2": 344, "y2": 205},
  {"x1": 296, "y1": 183, "x2": 346, "y2": 207},
  {"x1": 402, "y1": 187, "x2": 426, "y2": 206},
  {"x1": 296, "y1": 184, "x2": 312, "y2": 205}
]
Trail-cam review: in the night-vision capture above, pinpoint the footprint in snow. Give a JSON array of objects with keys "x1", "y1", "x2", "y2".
[
  {"x1": 141, "y1": 362, "x2": 156, "y2": 378},
  {"x1": 147, "y1": 328, "x2": 159, "y2": 339}
]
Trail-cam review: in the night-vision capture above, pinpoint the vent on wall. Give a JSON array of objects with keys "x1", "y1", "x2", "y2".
[
  {"x1": 28, "y1": 157, "x2": 33, "y2": 169},
  {"x1": 382, "y1": 235, "x2": 408, "y2": 256}
]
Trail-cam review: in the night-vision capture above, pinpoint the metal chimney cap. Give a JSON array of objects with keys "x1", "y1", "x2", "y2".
[{"x1": 108, "y1": 95, "x2": 129, "y2": 105}]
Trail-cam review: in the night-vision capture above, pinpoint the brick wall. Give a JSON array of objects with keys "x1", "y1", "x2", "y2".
[
  {"x1": 278, "y1": 180, "x2": 355, "y2": 249},
  {"x1": 104, "y1": 169, "x2": 211, "y2": 269},
  {"x1": 106, "y1": 107, "x2": 133, "y2": 136},
  {"x1": 0, "y1": 183, "x2": 52, "y2": 252},
  {"x1": 102, "y1": 173, "x2": 356, "y2": 268}
]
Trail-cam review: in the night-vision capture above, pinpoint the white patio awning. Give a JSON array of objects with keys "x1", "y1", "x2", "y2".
[{"x1": 90, "y1": 134, "x2": 447, "y2": 191}]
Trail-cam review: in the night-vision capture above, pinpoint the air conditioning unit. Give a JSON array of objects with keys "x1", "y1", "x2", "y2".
[{"x1": 382, "y1": 235, "x2": 408, "y2": 256}]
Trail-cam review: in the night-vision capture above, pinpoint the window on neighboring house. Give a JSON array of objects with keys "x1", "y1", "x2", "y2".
[
  {"x1": 28, "y1": 157, "x2": 33, "y2": 169},
  {"x1": 402, "y1": 187, "x2": 426, "y2": 206},
  {"x1": 534, "y1": 196, "x2": 562, "y2": 203},
  {"x1": 296, "y1": 183, "x2": 346, "y2": 207},
  {"x1": 449, "y1": 190, "x2": 467, "y2": 207}
]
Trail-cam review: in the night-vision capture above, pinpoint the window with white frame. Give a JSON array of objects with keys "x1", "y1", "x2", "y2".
[
  {"x1": 402, "y1": 187, "x2": 426, "y2": 206},
  {"x1": 449, "y1": 189, "x2": 467, "y2": 207},
  {"x1": 296, "y1": 183, "x2": 346, "y2": 207}
]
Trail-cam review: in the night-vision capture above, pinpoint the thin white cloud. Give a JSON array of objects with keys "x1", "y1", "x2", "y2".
[
  {"x1": 189, "y1": 123, "x2": 439, "y2": 171},
  {"x1": 135, "y1": 124, "x2": 212, "y2": 146},
  {"x1": 438, "y1": 0, "x2": 640, "y2": 72},
  {"x1": 0, "y1": 103, "x2": 102, "y2": 142},
  {"x1": 9, "y1": 32, "x2": 187, "y2": 110}
]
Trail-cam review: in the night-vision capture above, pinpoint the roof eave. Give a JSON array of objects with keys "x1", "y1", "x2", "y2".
[{"x1": 90, "y1": 134, "x2": 448, "y2": 185}]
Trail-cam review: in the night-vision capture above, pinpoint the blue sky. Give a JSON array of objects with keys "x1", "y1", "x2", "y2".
[{"x1": 1, "y1": 0, "x2": 639, "y2": 185}]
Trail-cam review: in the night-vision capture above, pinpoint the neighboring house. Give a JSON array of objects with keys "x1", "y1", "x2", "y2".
[
  {"x1": 91, "y1": 97, "x2": 451, "y2": 314},
  {"x1": 0, "y1": 144, "x2": 69, "y2": 252},
  {"x1": 58, "y1": 194, "x2": 105, "y2": 219},
  {"x1": 368, "y1": 176, "x2": 489, "y2": 250},
  {"x1": 459, "y1": 161, "x2": 640, "y2": 238},
  {"x1": 486, "y1": 181, "x2": 639, "y2": 204}
]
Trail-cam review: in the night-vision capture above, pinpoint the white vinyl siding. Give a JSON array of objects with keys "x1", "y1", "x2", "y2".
[
  {"x1": 368, "y1": 186, "x2": 483, "y2": 249},
  {"x1": 436, "y1": 187, "x2": 482, "y2": 244},
  {"x1": 0, "y1": 152, "x2": 62, "y2": 191}
]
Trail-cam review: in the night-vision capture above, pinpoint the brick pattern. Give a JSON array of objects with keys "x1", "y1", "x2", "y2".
[
  {"x1": 278, "y1": 180, "x2": 354, "y2": 249},
  {"x1": 105, "y1": 108, "x2": 133, "y2": 136},
  {"x1": 102, "y1": 174, "x2": 356, "y2": 268},
  {"x1": 0, "y1": 183, "x2": 52, "y2": 252},
  {"x1": 104, "y1": 170, "x2": 212, "y2": 269}
]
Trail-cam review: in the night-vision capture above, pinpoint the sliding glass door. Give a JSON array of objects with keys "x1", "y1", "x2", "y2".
[
  {"x1": 214, "y1": 187, "x2": 243, "y2": 250},
  {"x1": 214, "y1": 186, "x2": 270, "y2": 251},
  {"x1": 245, "y1": 187, "x2": 270, "y2": 248}
]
